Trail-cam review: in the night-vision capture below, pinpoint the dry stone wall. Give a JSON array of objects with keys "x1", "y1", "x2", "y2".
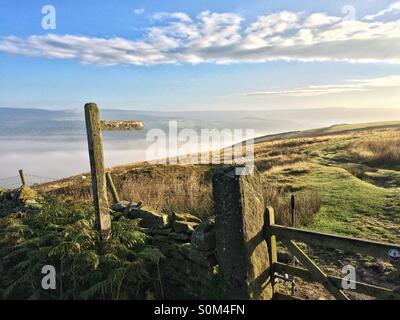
[{"x1": 111, "y1": 201, "x2": 218, "y2": 299}]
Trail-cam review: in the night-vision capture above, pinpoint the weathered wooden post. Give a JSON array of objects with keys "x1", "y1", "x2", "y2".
[
  {"x1": 264, "y1": 207, "x2": 277, "y2": 275},
  {"x1": 106, "y1": 171, "x2": 120, "y2": 204},
  {"x1": 290, "y1": 193, "x2": 297, "y2": 267},
  {"x1": 85, "y1": 103, "x2": 111, "y2": 241},
  {"x1": 84, "y1": 102, "x2": 144, "y2": 241},
  {"x1": 291, "y1": 194, "x2": 296, "y2": 228},
  {"x1": 19, "y1": 169, "x2": 26, "y2": 186},
  {"x1": 212, "y1": 165, "x2": 273, "y2": 299}
]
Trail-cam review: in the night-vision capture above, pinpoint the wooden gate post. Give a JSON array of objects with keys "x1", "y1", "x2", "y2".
[
  {"x1": 84, "y1": 103, "x2": 111, "y2": 241},
  {"x1": 212, "y1": 166, "x2": 273, "y2": 299}
]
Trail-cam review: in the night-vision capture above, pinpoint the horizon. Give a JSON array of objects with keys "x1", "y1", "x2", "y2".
[{"x1": 1, "y1": 105, "x2": 400, "y2": 113}]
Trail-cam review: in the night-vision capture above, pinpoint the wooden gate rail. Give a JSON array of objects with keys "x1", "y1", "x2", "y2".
[
  {"x1": 270, "y1": 224, "x2": 400, "y2": 260},
  {"x1": 263, "y1": 207, "x2": 400, "y2": 300},
  {"x1": 274, "y1": 262, "x2": 400, "y2": 300}
]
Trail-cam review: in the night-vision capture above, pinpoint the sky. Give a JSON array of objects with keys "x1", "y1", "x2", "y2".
[{"x1": 0, "y1": 0, "x2": 399, "y2": 111}]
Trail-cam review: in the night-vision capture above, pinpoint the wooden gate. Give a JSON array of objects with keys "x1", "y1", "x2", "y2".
[{"x1": 263, "y1": 207, "x2": 400, "y2": 300}]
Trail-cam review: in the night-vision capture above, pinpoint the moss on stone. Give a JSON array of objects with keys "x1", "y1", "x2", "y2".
[{"x1": 18, "y1": 186, "x2": 37, "y2": 202}]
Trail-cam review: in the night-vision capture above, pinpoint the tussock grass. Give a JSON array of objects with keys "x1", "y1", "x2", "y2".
[
  {"x1": 120, "y1": 171, "x2": 213, "y2": 219},
  {"x1": 349, "y1": 138, "x2": 400, "y2": 168},
  {"x1": 263, "y1": 184, "x2": 321, "y2": 226},
  {"x1": 264, "y1": 161, "x2": 311, "y2": 176}
]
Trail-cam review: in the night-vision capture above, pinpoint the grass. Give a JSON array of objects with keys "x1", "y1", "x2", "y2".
[
  {"x1": 119, "y1": 170, "x2": 213, "y2": 219},
  {"x1": 348, "y1": 137, "x2": 400, "y2": 169},
  {"x1": 299, "y1": 165, "x2": 394, "y2": 239}
]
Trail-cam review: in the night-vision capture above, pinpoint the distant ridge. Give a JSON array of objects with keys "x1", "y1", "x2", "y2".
[{"x1": 252, "y1": 120, "x2": 400, "y2": 145}]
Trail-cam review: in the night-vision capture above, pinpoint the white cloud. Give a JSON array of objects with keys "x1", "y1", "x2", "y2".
[
  {"x1": 242, "y1": 75, "x2": 400, "y2": 97},
  {"x1": 133, "y1": 8, "x2": 145, "y2": 15},
  {"x1": 364, "y1": 1, "x2": 400, "y2": 20},
  {"x1": 152, "y1": 12, "x2": 192, "y2": 23},
  {"x1": 303, "y1": 12, "x2": 341, "y2": 27},
  {"x1": 193, "y1": 11, "x2": 243, "y2": 48},
  {"x1": 1, "y1": 8, "x2": 400, "y2": 66},
  {"x1": 0, "y1": 34, "x2": 169, "y2": 66}
]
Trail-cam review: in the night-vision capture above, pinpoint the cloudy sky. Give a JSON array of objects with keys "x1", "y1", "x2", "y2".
[{"x1": 0, "y1": 0, "x2": 399, "y2": 110}]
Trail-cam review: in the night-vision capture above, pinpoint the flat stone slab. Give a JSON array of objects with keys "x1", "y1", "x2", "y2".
[
  {"x1": 128, "y1": 205, "x2": 169, "y2": 228},
  {"x1": 173, "y1": 220, "x2": 199, "y2": 234},
  {"x1": 172, "y1": 212, "x2": 202, "y2": 224},
  {"x1": 111, "y1": 201, "x2": 131, "y2": 212}
]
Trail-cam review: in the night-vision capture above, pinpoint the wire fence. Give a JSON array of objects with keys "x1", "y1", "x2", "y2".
[{"x1": 0, "y1": 174, "x2": 57, "y2": 189}]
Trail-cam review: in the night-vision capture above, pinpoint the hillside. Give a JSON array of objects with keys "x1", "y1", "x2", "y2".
[
  {"x1": 2, "y1": 120, "x2": 400, "y2": 299},
  {"x1": 35, "y1": 120, "x2": 400, "y2": 242}
]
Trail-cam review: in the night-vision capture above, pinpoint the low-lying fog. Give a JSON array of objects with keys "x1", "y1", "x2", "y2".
[{"x1": 1, "y1": 107, "x2": 399, "y2": 187}]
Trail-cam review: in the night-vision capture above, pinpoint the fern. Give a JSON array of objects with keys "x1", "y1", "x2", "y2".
[{"x1": 0, "y1": 196, "x2": 163, "y2": 299}]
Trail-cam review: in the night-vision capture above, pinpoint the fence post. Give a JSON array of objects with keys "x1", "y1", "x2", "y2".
[
  {"x1": 84, "y1": 102, "x2": 111, "y2": 241},
  {"x1": 264, "y1": 207, "x2": 277, "y2": 275},
  {"x1": 212, "y1": 166, "x2": 273, "y2": 299},
  {"x1": 18, "y1": 169, "x2": 27, "y2": 186},
  {"x1": 106, "y1": 171, "x2": 120, "y2": 204},
  {"x1": 291, "y1": 194, "x2": 296, "y2": 227},
  {"x1": 291, "y1": 193, "x2": 297, "y2": 267}
]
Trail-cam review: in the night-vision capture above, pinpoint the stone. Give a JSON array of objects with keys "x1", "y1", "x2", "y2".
[
  {"x1": 111, "y1": 200, "x2": 131, "y2": 212},
  {"x1": 143, "y1": 228, "x2": 172, "y2": 236},
  {"x1": 191, "y1": 217, "x2": 216, "y2": 251},
  {"x1": 173, "y1": 220, "x2": 198, "y2": 234},
  {"x1": 168, "y1": 232, "x2": 191, "y2": 242},
  {"x1": 4, "y1": 190, "x2": 14, "y2": 201},
  {"x1": 177, "y1": 243, "x2": 217, "y2": 268},
  {"x1": 172, "y1": 212, "x2": 202, "y2": 224},
  {"x1": 18, "y1": 186, "x2": 37, "y2": 202},
  {"x1": 128, "y1": 206, "x2": 169, "y2": 228},
  {"x1": 212, "y1": 166, "x2": 273, "y2": 300}
]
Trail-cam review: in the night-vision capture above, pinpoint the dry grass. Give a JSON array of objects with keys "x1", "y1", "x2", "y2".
[
  {"x1": 349, "y1": 137, "x2": 400, "y2": 168},
  {"x1": 264, "y1": 161, "x2": 311, "y2": 176},
  {"x1": 119, "y1": 171, "x2": 213, "y2": 219},
  {"x1": 263, "y1": 184, "x2": 321, "y2": 226}
]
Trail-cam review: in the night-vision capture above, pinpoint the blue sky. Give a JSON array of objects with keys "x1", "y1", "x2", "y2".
[{"x1": 0, "y1": 0, "x2": 399, "y2": 110}]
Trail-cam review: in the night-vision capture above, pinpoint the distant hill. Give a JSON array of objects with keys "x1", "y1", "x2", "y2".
[{"x1": 1, "y1": 106, "x2": 400, "y2": 139}]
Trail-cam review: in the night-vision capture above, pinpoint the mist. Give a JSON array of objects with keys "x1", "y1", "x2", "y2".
[{"x1": 1, "y1": 106, "x2": 400, "y2": 186}]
